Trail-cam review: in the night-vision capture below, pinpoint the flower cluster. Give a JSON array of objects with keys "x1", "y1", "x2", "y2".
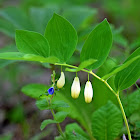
[{"x1": 57, "y1": 71, "x2": 93, "y2": 103}]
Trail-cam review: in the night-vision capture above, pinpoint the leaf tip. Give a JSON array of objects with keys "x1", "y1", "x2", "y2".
[
  {"x1": 102, "y1": 18, "x2": 109, "y2": 24},
  {"x1": 53, "y1": 13, "x2": 60, "y2": 18}
]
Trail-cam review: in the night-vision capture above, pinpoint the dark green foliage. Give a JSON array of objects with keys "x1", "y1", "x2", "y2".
[
  {"x1": 80, "y1": 19, "x2": 112, "y2": 70},
  {"x1": 115, "y1": 47, "x2": 140, "y2": 90},
  {"x1": 45, "y1": 13, "x2": 78, "y2": 62},
  {"x1": 92, "y1": 101, "x2": 123, "y2": 140}
]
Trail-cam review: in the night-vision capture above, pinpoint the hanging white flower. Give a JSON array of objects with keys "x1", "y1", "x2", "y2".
[
  {"x1": 84, "y1": 81, "x2": 93, "y2": 103},
  {"x1": 71, "y1": 77, "x2": 81, "y2": 99},
  {"x1": 57, "y1": 72, "x2": 65, "y2": 88}
]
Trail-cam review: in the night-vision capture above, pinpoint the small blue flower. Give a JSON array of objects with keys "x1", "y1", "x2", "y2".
[{"x1": 48, "y1": 87, "x2": 54, "y2": 95}]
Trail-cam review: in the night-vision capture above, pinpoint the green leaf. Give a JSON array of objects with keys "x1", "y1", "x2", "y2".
[
  {"x1": 115, "y1": 47, "x2": 140, "y2": 90},
  {"x1": 36, "y1": 99, "x2": 49, "y2": 110},
  {"x1": 130, "y1": 38, "x2": 140, "y2": 50},
  {"x1": 0, "y1": 52, "x2": 59, "y2": 63},
  {"x1": 0, "y1": 44, "x2": 17, "y2": 53},
  {"x1": 63, "y1": 6, "x2": 97, "y2": 30},
  {"x1": 66, "y1": 133, "x2": 88, "y2": 140},
  {"x1": 92, "y1": 101, "x2": 123, "y2": 140},
  {"x1": 36, "y1": 99, "x2": 69, "y2": 110},
  {"x1": 0, "y1": 18, "x2": 15, "y2": 37},
  {"x1": 29, "y1": 6, "x2": 59, "y2": 34},
  {"x1": 55, "y1": 111, "x2": 68, "y2": 122},
  {"x1": 80, "y1": 18, "x2": 112, "y2": 70},
  {"x1": 15, "y1": 30, "x2": 49, "y2": 56},
  {"x1": 23, "y1": 54, "x2": 59, "y2": 63},
  {"x1": 0, "y1": 52, "x2": 24, "y2": 60},
  {"x1": 40, "y1": 119, "x2": 58, "y2": 130},
  {"x1": 111, "y1": 25, "x2": 128, "y2": 47},
  {"x1": 55, "y1": 59, "x2": 118, "y2": 135},
  {"x1": 21, "y1": 84, "x2": 48, "y2": 99},
  {"x1": 15, "y1": 30, "x2": 50, "y2": 57},
  {"x1": 44, "y1": 13, "x2": 78, "y2": 62},
  {"x1": 52, "y1": 101, "x2": 70, "y2": 109},
  {"x1": 65, "y1": 59, "x2": 97, "y2": 72},
  {"x1": 92, "y1": 58, "x2": 118, "y2": 110},
  {"x1": 0, "y1": 7, "x2": 32, "y2": 29},
  {"x1": 77, "y1": 59, "x2": 97, "y2": 70},
  {"x1": 0, "y1": 44, "x2": 18, "y2": 67},
  {"x1": 65, "y1": 123, "x2": 89, "y2": 140},
  {"x1": 53, "y1": 86, "x2": 94, "y2": 135},
  {"x1": 123, "y1": 90, "x2": 140, "y2": 117},
  {"x1": 102, "y1": 55, "x2": 140, "y2": 80},
  {"x1": 136, "y1": 121, "x2": 140, "y2": 129}
]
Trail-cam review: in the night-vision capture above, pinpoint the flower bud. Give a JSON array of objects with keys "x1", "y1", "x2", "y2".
[
  {"x1": 71, "y1": 77, "x2": 81, "y2": 99},
  {"x1": 57, "y1": 72, "x2": 65, "y2": 88},
  {"x1": 84, "y1": 81, "x2": 93, "y2": 103}
]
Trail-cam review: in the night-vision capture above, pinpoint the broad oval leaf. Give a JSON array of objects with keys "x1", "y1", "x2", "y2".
[
  {"x1": 44, "y1": 13, "x2": 78, "y2": 62},
  {"x1": 55, "y1": 111, "x2": 68, "y2": 122},
  {"x1": 65, "y1": 123, "x2": 89, "y2": 140},
  {"x1": 115, "y1": 47, "x2": 140, "y2": 91},
  {"x1": 80, "y1": 19, "x2": 112, "y2": 70},
  {"x1": 92, "y1": 101, "x2": 123, "y2": 140},
  {"x1": 21, "y1": 84, "x2": 48, "y2": 99},
  {"x1": 0, "y1": 7, "x2": 32, "y2": 29},
  {"x1": 123, "y1": 90, "x2": 140, "y2": 117},
  {"x1": 36, "y1": 99, "x2": 49, "y2": 110},
  {"x1": 36, "y1": 99, "x2": 69, "y2": 110},
  {"x1": 16, "y1": 30, "x2": 50, "y2": 57}
]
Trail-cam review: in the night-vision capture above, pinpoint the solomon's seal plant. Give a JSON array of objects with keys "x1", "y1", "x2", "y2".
[{"x1": 1, "y1": 13, "x2": 140, "y2": 139}]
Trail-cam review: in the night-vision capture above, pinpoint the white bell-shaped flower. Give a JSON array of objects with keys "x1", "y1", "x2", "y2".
[
  {"x1": 71, "y1": 77, "x2": 81, "y2": 99},
  {"x1": 57, "y1": 72, "x2": 65, "y2": 88},
  {"x1": 84, "y1": 81, "x2": 93, "y2": 103}
]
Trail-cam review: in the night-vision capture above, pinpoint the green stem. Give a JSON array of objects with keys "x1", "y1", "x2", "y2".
[
  {"x1": 116, "y1": 94, "x2": 132, "y2": 140},
  {"x1": 50, "y1": 71, "x2": 65, "y2": 139},
  {"x1": 55, "y1": 63, "x2": 132, "y2": 139},
  {"x1": 50, "y1": 109, "x2": 65, "y2": 138}
]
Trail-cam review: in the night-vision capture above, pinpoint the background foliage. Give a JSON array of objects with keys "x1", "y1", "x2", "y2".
[{"x1": 0, "y1": 0, "x2": 140, "y2": 140}]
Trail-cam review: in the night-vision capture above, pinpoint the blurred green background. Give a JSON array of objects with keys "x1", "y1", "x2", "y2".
[{"x1": 0, "y1": 0, "x2": 140, "y2": 139}]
